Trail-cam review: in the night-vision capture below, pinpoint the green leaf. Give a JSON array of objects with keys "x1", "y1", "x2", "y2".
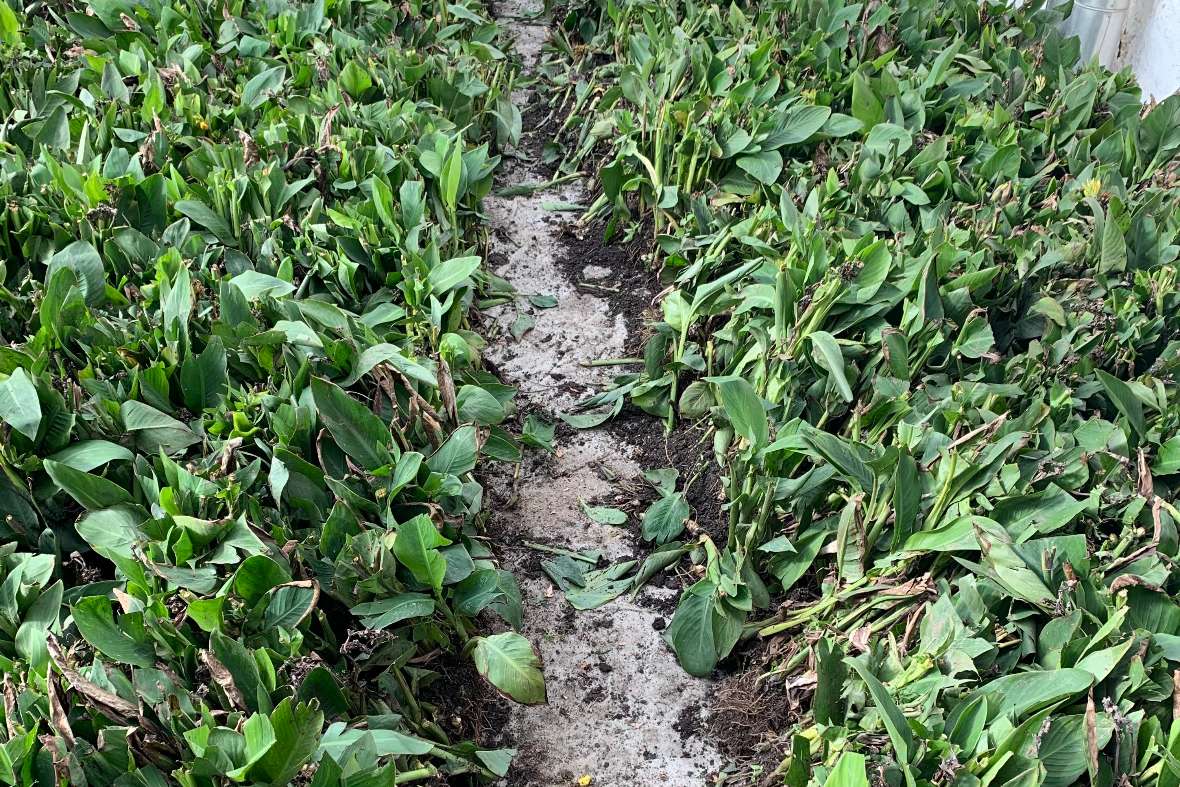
[
  {"x1": 225, "y1": 712, "x2": 276, "y2": 780},
  {"x1": 641, "y1": 493, "x2": 689, "y2": 543},
  {"x1": 342, "y1": 343, "x2": 436, "y2": 387},
  {"x1": 428, "y1": 256, "x2": 481, "y2": 293},
  {"x1": 442, "y1": 143, "x2": 463, "y2": 212},
  {"x1": 229, "y1": 270, "x2": 295, "y2": 300},
  {"x1": 1035, "y1": 714, "x2": 1114, "y2": 787},
  {"x1": 310, "y1": 377, "x2": 394, "y2": 471},
  {"x1": 241, "y1": 65, "x2": 286, "y2": 109},
  {"x1": 234, "y1": 555, "x2": 292, "y2": 605},
  {"x1": 427, "y1": 425, "x2": 478, "y2": 476},
  {"x1": 44, "y1": 459, "x2": 132, "y2": 510},
  {"x1": 48, "y1": 440, "x2": 132, "y2": 472},
  {"x1": 980, "y1": 144, "x2": 1020, "y2": 181},
  {"x1": 180, "y1": 338, "x2": 228, "y2": 411},
  {"x1": 351, "y1": 593, "x2": 435, "y2": 629},
  {"x1": 1095, "y1": 369, "x2": 1146, "y2": 439},
  {"x1": 175, "y1": 199, "x2": 234, "y2": 244},
  {"x1": 318, "y1": 723, "x2": 433, "y2": 762},
  {"x1": 120, "y1": 400, "x2": 200, "y2": 454},
  {"x1": 339, "y1": 60, "x2": 372, "y2": 98},
  {"x1": 666, "y1": 579, "x2": 742, "y2": 677},
  {"x1": 809, "y1": 331, "x2": 853, "y2": 402},
  {"x1": 850, "y1": 71, "x2": 884, "y2": 129},
  {"x1": 706, "y1": 376, "x2": 768, "y2": 449},
  {"x1": 247, "y1": 698, "x2": 324, "y2": 785},
  {"x1": 846, "y1": 658, "x2": 914, "y2": 763},
  {"x1": 823, "y1": 752, "x2": 869, "y2": 787},
  {"x1": 262, "y1": 583, "x2": 317, "y2": 630},
  {"x1": 971, "y1": 668, "x2": 1093, "y2": 720},
  {"x1": 777, "y1": 105, "x2": 832, "y2": 146},
  {"x1": 1099, "y1": 214, "x2": 1127, "y2": 272},
  {"x1": 211, "y1": 631, "x2": 267, "y2": 713},
  {"x1": 0, "y1": 1, "x2": 20, "y2": 45},
  {"x1": 47, "y1": 241, "x2": 105, "y2": 306},
  {"x1": 0, "y1": 368, "x2": 42, "y2": 441},
  {"x1": 75, "y1": 506, "x2": 142, "y2": 555},
  {"x1": 393, "y1": 514, "x2": 451, "y2": 590},
  {"x1": 580, "y1": 501, "x2": 628, "y2": 525},
  {"x1": 71, "y1": 596, "x2": 155, "y2": 667},
  {"x1": 476, "y1": 749, "x2": 516, "y2": 777},
  {"x1": 470, "y1": 632, "x2": 546, "y2": 704},
  {"x1": 736, "y1": 149, "x2": 783, "y2": 185},
  {"x1": 1156, "y1": 435, "x2": 1180, "y2": 474},
  {"x1": 954, "y1": 311, "x2": 996, "y2": 359},
  {"x1": 814, "y1": 638, "x2": 846, "y2": 725},
  {"x1": 801, "y1": 428, "x2": 874, "y2": 490}
]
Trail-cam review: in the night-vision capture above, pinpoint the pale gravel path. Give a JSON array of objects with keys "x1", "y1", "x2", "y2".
[{"x1": 483, "y1": 1, "x2": 720, "y2": 784}]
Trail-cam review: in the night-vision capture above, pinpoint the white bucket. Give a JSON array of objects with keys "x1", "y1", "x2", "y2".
[{"x1": 1052, "y1": 0, "x2": 1131, "y2": 68}]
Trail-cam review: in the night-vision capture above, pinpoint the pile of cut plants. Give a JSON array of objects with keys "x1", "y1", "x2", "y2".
[
  {"x1": 540, "y1": 0, "x2": 1180, "y2": 784},
  {"x1": 0, "y1": 0, "x2": 545, "y2": 784}
]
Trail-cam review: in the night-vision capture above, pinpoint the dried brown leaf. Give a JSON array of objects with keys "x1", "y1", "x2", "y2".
[{"x1": 201, "y1": 650, "x2": 247, "y2": 711}]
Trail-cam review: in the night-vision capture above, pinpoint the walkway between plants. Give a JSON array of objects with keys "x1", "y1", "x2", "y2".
[{"x1": 484, "y1": 1, "x2": 719, "y2": 783}]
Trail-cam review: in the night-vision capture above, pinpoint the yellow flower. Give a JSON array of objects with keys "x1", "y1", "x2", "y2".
[
  {"x1": 577, "y1": 777, "x2": 593, "y2": 786},
  {"x1": 1082, "y1": 178, "x2": 1102, "y2": 199}
]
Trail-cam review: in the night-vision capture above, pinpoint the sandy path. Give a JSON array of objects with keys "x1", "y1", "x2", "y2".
[{"x1": 483, "y1": 1, "x2": 720, "y2": 785}]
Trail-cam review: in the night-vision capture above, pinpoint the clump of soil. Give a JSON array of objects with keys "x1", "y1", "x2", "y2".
[
  {"x1": 706, "y1": 640, "x2": 813, "y2": 786},
  {"x1": 418, "y1": 648, "x2": 512, "y2": 749}
]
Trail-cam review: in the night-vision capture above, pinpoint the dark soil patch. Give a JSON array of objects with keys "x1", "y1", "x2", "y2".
[
  {"x1": 518, "y1": 96, "x2": 563, "y2": 181},
  {"x1": 707, "y1": 641, "x2": 802, "y2": 784},
  {"x1": 608, "y1": 408, "x2": 727, "y2": 545},
  {"x1": 555, "y1": 221, "x2": 658, "y2": 357},
  {"x1": 418, "y1": 649, "x2": 512, "y2": 758}
]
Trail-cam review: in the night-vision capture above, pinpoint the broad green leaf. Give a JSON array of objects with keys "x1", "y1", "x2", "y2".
[
  {"x1": 0, "y1": 2, "x2": 19, "y2": 45},
  {"x1": 971, "y1": 668, "x2": 1093, "y2": 720},
  {"x1": 809, "y1": 331, "x2": 853, "y2": 402},
  {"x1": 247, "y1": 698, "x2": 324, "y2": 785},
  {"x1": 0, "y1": 368, "x2": 41, "y2": 440},
  {"x1": 71, "y1": 596, "x2": 155, "y2": 667},
  {"x1": 339, "y1": 60, "x2": 371, "y2": 98},
  {"x1": 229, "y1": 270, "x2": 295, "y2": 300},
  {"x1": 1034, "y1": 714, "x2": 1114, "y2": 787},
  {"x1": 427, "y1": 425, "x2": 478, "y2": 476},
  {"x1": 240, "y1": 65, "x2": 286, "y2": 109},
  {"x1": 47, "y1": 241, "x2": 105, "y2": 306},
  {"x1": 428, "y1": 256, "x2": 481, "y2": 293},
  {"x1": 736, "y1": 149, "x2": 783, "y2": 185},
  {"x1": 1095, "y1": 369, "x2": 1146, "y2": 439},
  {"x1": 175, "y1": 200, "x2": 234, "y2": 243},
  {"x1": 393, "y1": 514, "x2": 451, "y2": 590},
  {"x1": 776, "y1": 105, "x2": 832, "y2": 146},
  {"x1": 48, "y1": 440, "x2": 132, "y2": 471},
  {"x1": 351, "y1": 593, "x2": 435, "y2": 629},
  {"x1": 342, "y1": 343, "x2": 437, "y2": 387},
  {"x1": 310, "y1": 377, "x2": 394, "y2": 471},
  {"x1": 120, "y1": 400, "x2": 200, "y2": 454},
  {"x1": 580, "y1": 501, "x2": 627, "y2": 525},
  {"x1": 44, "y1": 459, "x2": 132, "y2": 510},
  {"x1": 823, "y1": 752, "x2": 869, "y2": 787},
  {"x1": 470, "y1": 632, "x2": 546, "y2": 704},
  {"x1": 318, "y1": 723, "x2": 434, "y2": 762},
  {"x1": 851, "y1": 71, "x2": 884, "y2": 129},
  {"x1": 706, "y1": 376, "x2": 768, "y2": 449},
  {"x1": 641, "y1": 493, "x2": 689, "y2": 543},
  {"x1": 666, "y1": 579, "x2": 742, "y2": 677}
]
